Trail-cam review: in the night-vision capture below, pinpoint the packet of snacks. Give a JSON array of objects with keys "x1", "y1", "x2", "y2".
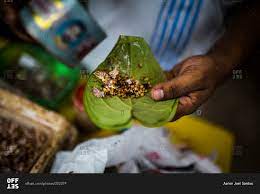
[{"x1": 0, "y1": 88, "x2": 77, "y2": 173}]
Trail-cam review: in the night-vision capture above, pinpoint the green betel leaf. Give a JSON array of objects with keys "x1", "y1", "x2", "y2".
[{"x1": 84, "y1": 35, "x2": 178, "y2": 130}]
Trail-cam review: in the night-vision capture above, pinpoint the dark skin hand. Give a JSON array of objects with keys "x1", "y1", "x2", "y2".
[
  {"x1": 152, "y1": 56, "x2": 221, "y2": 120},
  {"x1": 151, "y1": 1, "x2": 260, "y2": 120}
]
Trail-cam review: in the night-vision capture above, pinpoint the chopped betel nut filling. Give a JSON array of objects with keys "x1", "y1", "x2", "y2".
[{"x1": 92, "y1": 66, "x2": 151, "y2": 98}]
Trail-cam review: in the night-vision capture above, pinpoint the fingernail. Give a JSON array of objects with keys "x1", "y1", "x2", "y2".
[{"x1": 152, "y1": 89, "x2": 164, "y2": 100}]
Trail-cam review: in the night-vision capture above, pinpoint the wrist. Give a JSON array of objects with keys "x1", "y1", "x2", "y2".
[{"x1": 206, "y1": 51, "x2": 236, "y2": 85}]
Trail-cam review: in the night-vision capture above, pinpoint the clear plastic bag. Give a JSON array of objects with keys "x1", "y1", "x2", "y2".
[
  {"x1": 0, "y1": 88, "x2": 77, "y2": 173},
  {"x1": 51, "y1": 125, "x2": 220, "y2": 173}
]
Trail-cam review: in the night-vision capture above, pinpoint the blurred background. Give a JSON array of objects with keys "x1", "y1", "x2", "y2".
[
  {"x1": 201, "y1": 52, "x2": 260, "y2": 172},
  {"x1": 0, "y1": 0, "x2": 259, "y2": 173}
]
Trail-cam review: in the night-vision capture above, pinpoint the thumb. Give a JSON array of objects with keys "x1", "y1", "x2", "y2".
[{"x1": 151, "y1": 74, "x2": 201, "y2": 101}]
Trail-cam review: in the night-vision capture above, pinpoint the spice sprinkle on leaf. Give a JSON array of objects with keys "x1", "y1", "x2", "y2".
[
  {"x1": 92, "y1": 67, "x2": 151, "y2": 98},
  {"x1": 84, "y1": 35, "x2": 178, "y2": 130}
]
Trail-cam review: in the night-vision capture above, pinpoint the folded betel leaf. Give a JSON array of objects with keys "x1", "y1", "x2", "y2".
[{"x1": 84, "y1": 35, "x2": 178, "y2": 130}]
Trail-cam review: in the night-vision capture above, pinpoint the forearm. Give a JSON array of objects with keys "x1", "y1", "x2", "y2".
[{"x1": 208, "y1": 1, "x2": 260, "y2": 82}]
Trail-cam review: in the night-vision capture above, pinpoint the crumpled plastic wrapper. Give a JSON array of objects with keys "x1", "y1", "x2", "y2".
[{"x1": 51, "y1": 125, "x2": 221, "y2": 173}]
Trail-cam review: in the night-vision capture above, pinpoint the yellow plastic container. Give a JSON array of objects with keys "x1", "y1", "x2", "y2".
[{"x1": 165, "y1": 116, "x2": 234, "y2": 172}]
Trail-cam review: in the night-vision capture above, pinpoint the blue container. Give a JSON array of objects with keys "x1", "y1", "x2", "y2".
[{"x1": 20, "y1": 0, "x2": 106, "y2": 67}]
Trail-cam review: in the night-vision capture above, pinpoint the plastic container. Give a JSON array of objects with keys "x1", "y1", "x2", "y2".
[
  {"x1": 0, "y1": 88, "x2": 77, "y2": 173},
  {"x1": 20, "y1": 0, "x2": 106, "y2": 67},
  {"x1": 0, "y1": 43, "x2": 80, "y2": 109}
]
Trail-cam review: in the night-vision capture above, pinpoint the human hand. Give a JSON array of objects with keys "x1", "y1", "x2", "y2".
[{"x1": 151, "y1": 55, "x2": 224, "y2": 120}]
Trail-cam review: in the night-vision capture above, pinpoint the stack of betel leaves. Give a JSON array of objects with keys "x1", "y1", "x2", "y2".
[{"x1": 84, "y1": 35, "x2": 178, "y2": 130}]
